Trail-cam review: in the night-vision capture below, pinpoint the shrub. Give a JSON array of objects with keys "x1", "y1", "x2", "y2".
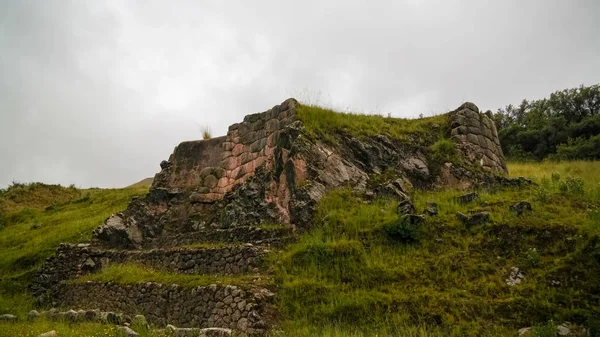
[
  {"x1": 558, "y1": 176, "x2": 585, "y2": 196},
  {"x1": 431, "y1": 138, "x2": 456, "y2": 163},
  {"x1": 520, "y1": 248, "x2": 541, "y2": 270},
  {"x1": 534, "y1": 187, "x2": 551, "y2": 204},
  {"x1": 383, "y1": 215, "x2": 423, "y2": 243},
  {"x1": 532, "y1": 320, "x2": 557, "y2": 337}
]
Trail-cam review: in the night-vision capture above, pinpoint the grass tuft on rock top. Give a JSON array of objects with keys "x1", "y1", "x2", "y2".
[
  {"x1": 270, "y1": 161, "x2": 600, "y2": 336},
  {"x1": 296, "y1": 104, "x2": 448, "y2": 146}
]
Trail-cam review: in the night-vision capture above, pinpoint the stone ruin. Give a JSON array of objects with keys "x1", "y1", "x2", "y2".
[{"x1": 32, "y1": 98, "x2": 508, "y2": 335}]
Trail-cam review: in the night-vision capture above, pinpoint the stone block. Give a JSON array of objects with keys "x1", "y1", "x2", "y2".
[
  {"x1": 466, "y1": 133, "x2": 480, "y2": 145},
  {"x1": 484, "y1": 138, "x2": 495, "y2": 151},
  {"x1": 481, "y1": 126, "x2": 493, "y2": 140},
  {"x1": 224, "y1": 142, "x2": 235, "y2": 152},
  {"x1": 467, "y1": 126, "x2": 482, "y2": 135},
  {"x1": 231, "y1": 144, "x2": 245, "y2": 157},
  {"x1": 228, "y1": 123, "x2": 240, "y2": 132},
  {"x1": 250, "y1": 119, "x2": 266, "y2": 132},
  {"x1": 265, "y1": 119, "x2": 280, "y2": 133},
  {"x1": 477, "y1": 135, "x2": 487, "y2": 148},
  {"x1": 240, "y1": 131, "x2": 257, "y2": 145},
  {"x1": 250, "y1": 138, "x2": 267, "y2": 153},
  {"x1": 239, "y1": 152, "x2": 253, "y2": 165},
  {"x1": 466, "y1": 117, "x2": 481, "y2": 128},
  {"x1": 217, "y1": 177, "x2": 229, "y2": 188}
]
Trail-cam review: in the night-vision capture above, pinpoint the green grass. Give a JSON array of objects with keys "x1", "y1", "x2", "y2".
[
  {"x1": 0, "y1": 184, "x2": 147, "y2": 316},
  {"x1": 296, "y1": 104, "x2": 448, "y2": 146},
  {"x1": 0, "y1": 319, "x2": 171, "y2": 337},
  {"x1": 2, "y1": 162, "x2": 600, "y2": 336},
  {"x1": 75, "y1": 263, "x2": 270, "y2": 289},
  {"x1": 271, "y1": 161, "x2": 600, "y2": 336}
]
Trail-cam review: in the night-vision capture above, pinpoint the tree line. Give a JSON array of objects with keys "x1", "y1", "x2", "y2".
[{"x1": 491, "y1": 84, "x2": 600, "y2": 161}]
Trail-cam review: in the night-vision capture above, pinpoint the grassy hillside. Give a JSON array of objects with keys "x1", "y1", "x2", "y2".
[
  {"x1": 1, "y1": 160, "x2": 599, "y2": 337},
  {"x1": 0, "y1": 183, "x2": 147, "y2": 317},
  {"x1": 126, "y1": 177, "x2": 154, "y2": 189},
  {"x1": 272, "y1": 161, "x2": 600, "y2": 336}
]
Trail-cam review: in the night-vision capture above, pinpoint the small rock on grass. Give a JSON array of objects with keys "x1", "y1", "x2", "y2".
[
  {"x1": 38, "y1": 331, "x2": 57, "y2": 337},
  {"x1": 456, "y1": 192, "x2": 479, "y2": 204},
  {"x1": 510, "y1": 201, "x2": 533, "y2": 216},
  {"x1": 0, "y1": 314, "x2": 17, "y2": 322},
  {"x1": 28, "y1": 310, "x2": 41, "y2": 321},
  {"x1": 423, "y1": 202, "x2": 438, "y2": 216},
  {"x1": 456, "y1": 211, "x2": 490, "y2": 227},
  {"x1": 118, "y1": 326, "x2": 139, "y2": 337}
]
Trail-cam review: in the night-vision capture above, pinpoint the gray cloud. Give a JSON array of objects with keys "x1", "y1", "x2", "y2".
[{"x1": 1, "y1": 0, "x2": 599, "y2": 188}]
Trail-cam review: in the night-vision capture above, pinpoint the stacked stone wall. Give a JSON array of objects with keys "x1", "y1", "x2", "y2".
[
  {"x1": 152, "y1": 226, "x2": 294, "y2": 248},
  {"x1": 449, "y1": 102, "x2": 507, "y2": 174},
  {"x1": 153, "y1": 99, "x2": 299, "y2": 204},
  {"x1": 32, "y1": 244, "x2": 265, "y2": 298},
  {"x1": 53, "y1": 282, "x2": 270, "y2": 334}
]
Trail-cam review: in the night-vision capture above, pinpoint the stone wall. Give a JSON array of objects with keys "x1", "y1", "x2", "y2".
[
  {"x1": 152, "y1": 226, "x2": 294, "y2": 248},
  {"x1": 449, "y1": 102, "x2": 507, "y2": 174},
  {"x1": 52, "y1": 282, "x2": 271, "y2": 334},
  {"x1": 32, "y1": 244, "x2": 266, "y2": 298},
  {"x1": 152, "y1": 98, "x2": 299, "y2": 204}
]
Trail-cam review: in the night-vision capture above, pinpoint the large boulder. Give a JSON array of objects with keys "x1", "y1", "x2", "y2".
[{"x1": 92, "y1": 213, "x2": 143, "y2": 249}]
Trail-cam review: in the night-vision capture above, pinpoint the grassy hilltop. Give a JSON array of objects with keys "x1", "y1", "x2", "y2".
[{"x1": 1, "y1": 104, "x2": 600, "y2": 336}]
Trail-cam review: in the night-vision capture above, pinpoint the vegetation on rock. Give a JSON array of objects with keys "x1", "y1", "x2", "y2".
[{"x1": 296, "y1": 104, "x2": 447, "y2": 146}]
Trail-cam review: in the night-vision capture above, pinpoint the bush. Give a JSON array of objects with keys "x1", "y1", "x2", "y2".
[
  {"x1": 532, "y1": 320, "x2": 557, "y2": 337},
  {"x1": 534, "y1": 187, "x2": 551, "y2": 204},
  {"x1": 431, "y1": 138, "x2": 456, "y2": 163},
  {"x1": 383, "y1": 215, "x2": 423, "y2": 243},
  {"x1": 0, "y1": 209, "x2": 5, "y2": 229},
  {"x1": 558, "y1": 176, "x2": 585, "y2": 196}
]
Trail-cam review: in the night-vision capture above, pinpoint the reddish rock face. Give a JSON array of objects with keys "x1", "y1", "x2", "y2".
[{"x1": 152, "y1": 98, "x2": 299, "y2": 204}]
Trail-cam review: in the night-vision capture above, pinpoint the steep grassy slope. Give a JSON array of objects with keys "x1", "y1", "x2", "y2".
[
  {"x1": 271, "y1": 161, "x2": 600, "y2": 336},
  {"x1": 0, "y1": 183, "x2": 147, "y2": 317}
]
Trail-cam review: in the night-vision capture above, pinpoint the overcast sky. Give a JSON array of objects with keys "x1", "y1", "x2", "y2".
[{"x1": 1, "y1": 0, "x2": 599, "y2": 188}]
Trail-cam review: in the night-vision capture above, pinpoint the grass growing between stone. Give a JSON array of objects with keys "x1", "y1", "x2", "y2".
[
  {"x1": 0, "y1": 184, "x2": 147, "y2": 316},
  {"x1": 296, "y1": 104, "x2": 448, "y2": 146},
  {"x1": 0, "y1": 319, "x2": 170, "y2": 337},
  {"x1": 74, "y1": 263, "x2": 271, "y2": 289},
  {"x1": 270, "y1": 162, "x2": 600, "y2": 336}
]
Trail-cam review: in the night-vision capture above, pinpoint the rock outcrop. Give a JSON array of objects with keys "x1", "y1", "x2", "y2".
[
  {"x1": 449, "y1": 102, "x2": 507, "y2": 174},
  {"x1": 89, "y1": 99, "x2": 507, "y2": 250},
  {"x1": 34, "y1": 98, "x2": 509, "y2": 335}
]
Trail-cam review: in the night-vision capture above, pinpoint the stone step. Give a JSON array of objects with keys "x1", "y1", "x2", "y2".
[
  {"x1": 50, "y1": 281, "x2": 273, "y2": 335},
  {"x1": 32, "y1": 308, "x2": 234, "y2": 336},
  {"x1": 152, "y1": 225, "x2": 295, "y2": 248},
  {"x1": 33, "y1": 243, "x2": 270, "y2": 298}
]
